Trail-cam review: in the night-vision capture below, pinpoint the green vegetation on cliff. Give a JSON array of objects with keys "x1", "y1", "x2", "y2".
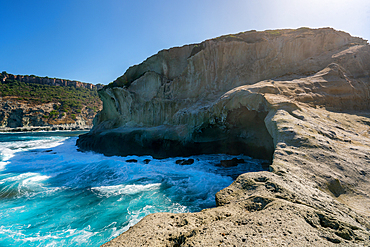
[
  {"x1": 0, "y1": 73, "x2": 102, "y2": 127},
  {"x1": 0, "y1": 79, "x2": 100, "y2": 113}
]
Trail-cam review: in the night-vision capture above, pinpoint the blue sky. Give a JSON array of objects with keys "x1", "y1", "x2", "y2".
[{"x1": 1, "y1": 0, "x2": 369, "y2": 84}]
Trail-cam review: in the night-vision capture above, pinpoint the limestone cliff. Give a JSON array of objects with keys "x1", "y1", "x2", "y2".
[
  {"x1": 0, "y1": 73, "x2": 103, "y2": 132},
  {"x1": 78, "y1": 28, "x2": 370, "y2": 246},
  {"x1": 0, "y1": 73, "x2": 103, "y2": 90},
  {"x1": 0, "y1": 98, "x2": 96, "y2": 131}
]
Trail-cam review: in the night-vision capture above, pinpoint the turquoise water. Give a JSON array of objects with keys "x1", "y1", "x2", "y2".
[{"x1": 0, "y1": 131, "x2": 266, "y2": 246}]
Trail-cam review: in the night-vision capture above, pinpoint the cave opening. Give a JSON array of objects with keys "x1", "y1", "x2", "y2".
[{"x1": 189, "y1": 106, "x2": 274, "y2": 163}]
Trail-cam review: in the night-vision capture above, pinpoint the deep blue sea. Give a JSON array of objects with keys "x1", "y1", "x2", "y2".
[{"x1": 0, "y1": 131, "x2": 266, "y2": 246}]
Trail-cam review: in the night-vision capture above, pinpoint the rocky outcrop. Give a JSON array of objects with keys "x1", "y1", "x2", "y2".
[
  {"x1": 78, "y1": 28, "x2": 370, "y2": 246},
  {"x1": 78, "y1": 28, "x2": 367, "y2": 160},
  {"x1": 0, "y1": 73, "x2": 103, "y2": 132},
  {"x1": 0, "y1": 72, "x2": 103, "y2": 90},
  {"x1": 0, "y1": 98, "x2": 96, "y2": 131}
]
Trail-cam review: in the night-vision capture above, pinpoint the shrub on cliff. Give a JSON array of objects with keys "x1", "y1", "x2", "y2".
[{"x1": 0, "y1": 77, "x2": 101, "y2": 121}]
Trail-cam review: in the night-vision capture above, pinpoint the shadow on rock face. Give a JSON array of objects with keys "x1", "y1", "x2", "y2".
[
  {"x1": 328, "y1": 178, "x2": 345, "y2": 197},
  {"x1": 76, "y1": 108, "x2": 274, "y2": 162},
  {"x1": 191, "y1": 107, "x2": 274, "y2": 161}
]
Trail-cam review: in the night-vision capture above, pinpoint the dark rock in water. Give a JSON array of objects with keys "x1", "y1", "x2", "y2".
[
  {"x1": 143, "y1": 159, "x2": 151, "y2": 164},
  {"x1": 181, "y1": 158, "x2": 194, "y2": 165},
  {"x1": 126, "y1": 159, "x2": 138, "y2": 163},
  {"x1": 218, "y1": 158, "x2": 245, "y2": 167},
  {"x1": 261, "y1": 161, "x2": 270, "y2": 170},
  {"x1": 175, "y1": 159, "x2": 194, "y2": 165}
]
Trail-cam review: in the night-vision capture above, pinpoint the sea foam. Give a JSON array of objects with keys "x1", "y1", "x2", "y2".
[{"x1": 0, "y1": 132, "x2": 266, "y2": 246}]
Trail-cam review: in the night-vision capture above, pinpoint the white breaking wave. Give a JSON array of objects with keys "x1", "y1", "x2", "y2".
[
  {"x1": 0, "y1": 172, "x2": 62, "y2": 200},
  {"x1": 1, "y1": 172, "x2": 49, "y2": 184},
  {"x1": 0, "y1": 136, "x2": 67, "y2": 164},
  {"x1": 0, "y1": 225, "x2": 98, "y2": 247},
  {"x1": 91, "y1": 183, "x2": 161, "y2": 197},
  {"x1": 0, "y1": 161, "x2": 8, "y2": 172},
  {"x1": 0, "y1": 132, "x2": 265, "y2": 247}
]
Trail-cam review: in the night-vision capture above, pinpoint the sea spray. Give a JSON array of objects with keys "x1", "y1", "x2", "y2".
[{"x1": 0, "y1": 132, "x2": 266, "y2": 246}]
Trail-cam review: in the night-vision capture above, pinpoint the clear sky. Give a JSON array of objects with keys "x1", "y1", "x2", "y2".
[{"x1": 1, "y1": 0, "x2": 369, "y2": 84}]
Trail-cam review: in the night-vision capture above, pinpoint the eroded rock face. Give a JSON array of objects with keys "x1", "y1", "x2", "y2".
[
  {"x1": 0, "y1": 99, "x2": 96, "y2": 131},
  {"x1": 0, "y1": 73, "x2": 103, "y2": 90},
  {"x1": 77, "y1": 28, "x2": 370, "y2": 246}
]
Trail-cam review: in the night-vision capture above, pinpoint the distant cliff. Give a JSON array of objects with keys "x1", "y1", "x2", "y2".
[
  {"x1": 0, "y1": 72, "x2": 102, "y2": 131},
  {"x1": 0, "y1": 72, "x2": 103, "y2": 90},
  {"x1": 78, "y1": 28, "x2": 370, "y2": 246}
]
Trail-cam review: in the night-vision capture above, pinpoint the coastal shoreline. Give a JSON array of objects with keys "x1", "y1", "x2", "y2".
[{"x1": 0, "y1": 125, "x2": 91, "y2": 133}]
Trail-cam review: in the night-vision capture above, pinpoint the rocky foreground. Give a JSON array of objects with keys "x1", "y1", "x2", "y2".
[{"x1": 77, "y1": 28, "x2": 370, "y2": 246}]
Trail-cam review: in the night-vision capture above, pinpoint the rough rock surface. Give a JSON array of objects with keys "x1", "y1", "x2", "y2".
[
  {"x1": 0, "y1": 97, "x2": 95, "y2": 131},
  {"x1": 77, "y1": 28, "x2": 370, "y2": 246}
]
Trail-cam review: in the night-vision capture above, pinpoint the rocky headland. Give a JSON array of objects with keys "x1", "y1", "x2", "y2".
[
  {"x1": 0, "y1": 73, "x2": 102, "y2": 132},
  {"x1": 1, "y1": 73, "x2": 102, "y2": 90},
  {"x1": 77, "y1": 28, "x2": 370, "y2": 246}
]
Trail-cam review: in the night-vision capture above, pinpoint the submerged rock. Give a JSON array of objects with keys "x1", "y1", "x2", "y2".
[
  {"x1": 217, "y1": 158, "x2": 245, "y2": 167},
  {"x1": 175, "y1": 158, "x2": 194, "y2": 165},
  {"x1": 143, "y1": 159, "x2": 151, "y2": 164},
  {"x1": 80, "y1": 28, "x2": 370, "y2": 246},
  {"x1": 125, "y1": 159, "x2": 138, "y2": 163}
]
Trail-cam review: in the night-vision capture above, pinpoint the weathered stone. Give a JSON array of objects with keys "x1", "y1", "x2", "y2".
[
  {"x1": 328, "y1": 178, "x2": 345, "y2": 197},
  {"x1": 143, "y1": 159, "x2": 151, "y2": 164},
  {"x1": 0, "y1": 99, "x2": 99, "y2": 131},
  {"x1": 80, "y1": 28, "x2": 370, "y2": 246},
  {"x1": 175, "y1": 159, "x2": 194, "y2": 165},
  {"x1": 217, "y1": 158, "x2": 245, "y2": 167},
  {"x1": 126, "y1": 159, "x2": 138, "y2": 163},
  {"x1": 0, "y1": 73, "x2": 103, "y2": 90}
]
